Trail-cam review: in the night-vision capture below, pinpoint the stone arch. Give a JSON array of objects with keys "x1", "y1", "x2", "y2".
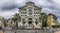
[
  {"x1": 28, "y1": 18, "x2": 33, "y2": 25},
  {"x1": 28, "y1": 18, "x2": 32, "y2": 21}
]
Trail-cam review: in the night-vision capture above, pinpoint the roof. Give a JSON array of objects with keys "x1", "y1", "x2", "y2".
[
  {"x1": 18, "y1": 1, "x2": 42, "y2": 10},
  {"x1": 26, "y1": 1, "x2": 34, "y2": 4},
  {"x1": 0, "y1": 16, "x2": 4, "y2": 19}
]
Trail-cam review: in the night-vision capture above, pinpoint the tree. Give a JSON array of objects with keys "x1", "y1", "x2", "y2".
[
  {"x1": 12, "y1": 13, "x2": 21, "y2": 29},
  {"x1": 39, "y1": 13, "x2": 47, "y2": 29}
]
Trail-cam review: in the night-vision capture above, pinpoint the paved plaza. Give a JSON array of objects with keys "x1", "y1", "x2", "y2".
[
  {"x1": 0, "y1": 28, "x2": 60, "y2": 33},
  {"x1": 0, "y1": 30, "x2": 51, "y2": 33}
]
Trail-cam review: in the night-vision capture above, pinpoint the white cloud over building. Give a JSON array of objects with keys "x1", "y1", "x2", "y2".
[{"x1": 0, "y1": 0, "x2": 60, "y2": 22}]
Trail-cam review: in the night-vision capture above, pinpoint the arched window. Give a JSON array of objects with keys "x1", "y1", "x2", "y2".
[
  {"x1": 28, "y1": 18, "x2": 32, "y2": 25},
  {"x1": 28, "y1": 10, "x2": 32, "y2": 15},
  {"x1": 35, "y1": 22, "x2": 38, "y2": 25},
  {"x1": 23, "y1": 19, "x2": 25, "y2": 21},
  {"x1": 23, "y1": 22, "x2": 25, "y2": 25},
  {"x1": 36, "y1": 19, "x2": 38, "y2": 22}
]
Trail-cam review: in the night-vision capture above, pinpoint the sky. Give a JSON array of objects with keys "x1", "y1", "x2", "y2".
[{"x1": 0, "y1": 0, "x2": 60, "y2": 23}]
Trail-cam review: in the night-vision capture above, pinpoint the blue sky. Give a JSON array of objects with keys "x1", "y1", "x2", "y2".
[{"x1": 0, "y1": 0, "x2": 60, "y2": 23}]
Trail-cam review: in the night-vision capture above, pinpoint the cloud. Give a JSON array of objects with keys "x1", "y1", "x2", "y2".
[
  {"x1": 0, "y1": 8, "x2": 18, "y2": 19},
  {"x1": 0, "y1": 0, "x2": 29, "y2": 10},
  {"x1": 0, "y1": 0, "x2": 25, "y2": 19},
  {"x1": 52, "y1": 0, "x2": 60, "y2": 5},
  {"x1": 0, "y1": 0, "x2": 60, "y2": 23},
  {"x1": 0, "y1": 0, "x2": 18, "y2": 10},
  {"x1": 57, "y1": 16, "x2": 60, "y2": 23},
  {"x1": 31, "y1": 0, "x2": 60, "y2": 22}
]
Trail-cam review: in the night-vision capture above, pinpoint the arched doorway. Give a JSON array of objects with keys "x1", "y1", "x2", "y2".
[
  {"x1": 29, "y1": 21, "x2": 32, "y2": 25},
  {"x1": 28, "y1": 18, "x2": 32, "y2": 25}
]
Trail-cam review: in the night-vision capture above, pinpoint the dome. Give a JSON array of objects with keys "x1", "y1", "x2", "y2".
[{"x1": 26, "y1": 1, "x2": 35, "y2": 5}]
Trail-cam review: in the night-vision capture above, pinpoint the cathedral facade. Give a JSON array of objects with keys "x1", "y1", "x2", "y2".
[{"x1": 18, "y1": 2, "x2": 42, "y2": 29}]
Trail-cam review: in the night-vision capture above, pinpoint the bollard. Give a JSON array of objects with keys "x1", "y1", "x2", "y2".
[
  {"x1": 52, "y1": 30, "x2": 54, "y2": 33},
  {"x1": 35, "y1": 31, "x2": 37, "y2": 33},
  {"x1": 15, "y1": 31, "x2": 16, "y2": 33},
  {"x1": 3, "y1": 29, "x2": 4, "y2": 33}
]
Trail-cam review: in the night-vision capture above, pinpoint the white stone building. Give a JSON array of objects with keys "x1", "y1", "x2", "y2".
[
  {"x1": 0, "y1": 16, "x2": 4, "y2": 28},
  {"x1": 18, "y1": 2, "x2": 42, "y2": 29}
]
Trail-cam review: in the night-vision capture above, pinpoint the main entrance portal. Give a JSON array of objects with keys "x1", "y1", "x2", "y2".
[
  {"x1": 28, "y1": 18, "x2": 32, "y2": 25},
  {"x1": 29, "y1": 21, "x2": 32, "y2": 25}
]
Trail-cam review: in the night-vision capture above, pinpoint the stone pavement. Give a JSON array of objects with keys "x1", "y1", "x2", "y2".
[
  {"x1": 0, "y1": 28, "x2": 60, "y2": 33},
  {"x1": 0, "y1": 30, "x2": 52, "y2": 33},
  {"x1": 4, "y1": 30, "x2": 14, "y2": 33},
  {"x1": 54, "y1": 28, "x2": 60, "y2": 33},
  {"x1": 0, "y1": 32, "x2": 3, "y2": 33},
  {"x1": 55, "y1": 31, "x2": 60, "y2": 33},
  {"x1": 1, "y1": 28, "x2": 60, "y2": 33},
  {"x1": 0, "y1": 30, "x2": 3, "y2": 33}
]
